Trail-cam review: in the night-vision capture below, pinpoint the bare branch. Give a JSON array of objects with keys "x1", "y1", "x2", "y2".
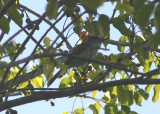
[{"x1": 1, "y1": 78, "x2": 160, "y2": 111}]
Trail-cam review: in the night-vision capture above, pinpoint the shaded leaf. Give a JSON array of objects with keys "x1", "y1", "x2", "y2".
[
  {"x1": 0, "y1": 16, "x2": 10, "y2": 33},
  {"x1": 154, "y1": 4, "x2": 160, "y2": 31},
  {"x1": 134, "y1": 91, "x2": 142, "y2": 106},
  {"x1": 133, "y1": 3, "x2": 154, "y2": 30},
  {"x1": 43, "y1": 37, "x2": 50, "y2": 48},
  {"x1": 46, "y1": 0, "x2": 58, "y2": 19},
  {"x1": 82, "y1": 0, "x2": 103, "y2": 10},
  {"x1": 7, "y1": 6, "x2": 22, "y2": 25},
  {"x1": 112, "y1": 17, "x2": 132, "y2": 36},
  {"x1": 104, "y1": 103, "x2": 118, "y2": 114},
  {"x1": 138, "y1": 89, "x2": 149, "y2": 100}
]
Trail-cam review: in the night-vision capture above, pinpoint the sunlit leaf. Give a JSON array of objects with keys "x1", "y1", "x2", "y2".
[
  {"x1": 59, "y1": 78, "x2": 69, "y2": 88},
  {"x1": 145, "y1": 85, "x2": 152, "y2": 93},
  {"x1": 62, "y1": 111, "x2": 69, "y2": 114},
  {"x1": 31, "y1": 75, "x2": 44, "y2": 88},
  {"x1": 19, "y1": 81, "x2": 29, "y2": 89},
  {"x1": 73, "y1": 108, "x2": 83, "y2": 114},
  {"x1": 152, "y1": 84, "x2": 160, "y2": 103},
  {"x1": 92, "y1": 90, "x2": 97, "y2": 98}
]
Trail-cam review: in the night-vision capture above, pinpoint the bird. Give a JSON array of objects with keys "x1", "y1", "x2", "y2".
[{"x1": 47, "y1": 36, "x2": 104, "y2": 87}]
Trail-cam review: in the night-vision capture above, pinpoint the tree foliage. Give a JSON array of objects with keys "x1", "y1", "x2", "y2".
[{"x1": 0, "y1": 0, "x2": 160, "y2": 113}]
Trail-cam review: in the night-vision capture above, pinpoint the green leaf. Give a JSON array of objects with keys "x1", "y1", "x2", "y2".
[
  {"x1": 59, "y1": 78, "x2": 69, "y2": 88},
  {"x1": 89, "y1": 102, "x2": 100, "y2": 114},
  {"x1": 134, "y1": 91, "x2": 142, "y2": 106},
  {"x1": 116, "y1": 1, "x2": 133, "y2": 15},
  {"x1": 94, "y1": 102, "x2": 101, "y2": 114},
  {"x1": 130, "y1": 111, "x2": 138, "y2": 114},
  {"x1": 154, "y1": 4, "x2": 160, "y2": 31},
  {"x1": 19, "y1": 81, "x2": 29, "y2": 89},
  {"x1": 73, "y1": 108, "x2": 83, "y2": 114},
  {"x1": 39, "y1": 57, "x2": 54, "y2": 81},
  {"x1": 92, "y1": 90, "x2": 97, "y2": 98},
  {"x1": 118, "y1": 36, "x2": 127, "y2": 52},
  {"x1": 138, "y1": 89, "x2": 149, "y2": 100},
  {"x1": 43, "y1": 37, "x2": 50, "y2": 48},
  {"x1": 0, "y1": 16, "x2": 10, "y2": 33},
  {"x1": 98, "y1": 14, "x2": 110, "y2": 38},
  {"x1": 88, "y1": 104, "x2": 98, "y2": 114},
  {"x1": 143, "y1": 61, "x2": 151, "y2": 73},
  {"x1": 7, "y1": 6, "x2": 22, "y2": 26},
  {"x1": 61, "y1": 0, "x2": 77, "y2": 11},
  {"x1": 132, "y1": 0, "x2": 145, "y2": 10},
  {"x1": 82, "y1": 0, "x2": 103, "y2": 10},
  {"x1": 30, "y1": 75, "x2": 44, "y2": 88},
  {"x1": 133, "y1": 3, "x2": 154, "y2": 30},
  {"x1": 104, "y1": 103, "x2": 118, "y2": 114},
  {"x1": 152, "y1": 84, "x2": 160, "y2": 103},
  {"x1": 117, "y1": 86, "x2": 127, "y2": 105},
  {"x1": 112, "y1": 17, "x2": 132, "y2": 36},
  {"x1": 145, "y1": 85, "x2": 152, "y2": 93},
  {"x1": 62, "y1": 111, "x2": 69, "y2": 114},
  {"x1": 149, "y1": 31, "x2": 160, "y2": 49},
  {"x1": 121, "y1": 105, "x2": 130, "y2": 114},
  {"x1": 46, "y1": 0, "x2": 58, "y2": 19}
]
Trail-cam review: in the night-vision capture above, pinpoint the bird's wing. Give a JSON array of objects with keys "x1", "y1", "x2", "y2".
[{"x1": 65, "y1": 42, "x2": 90, "y2": 65}]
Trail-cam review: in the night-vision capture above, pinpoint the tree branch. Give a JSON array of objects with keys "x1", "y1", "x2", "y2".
[{"x1": 0, "y1": 78, "x2": 160, "y2": 111}]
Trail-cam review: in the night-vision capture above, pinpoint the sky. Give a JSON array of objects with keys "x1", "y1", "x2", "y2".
[{"x1": 1, "y1": 0, "x2": 160, "y2": 114}]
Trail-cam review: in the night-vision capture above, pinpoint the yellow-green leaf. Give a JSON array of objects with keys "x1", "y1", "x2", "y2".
[
  {"x1": 145, "y1": 85, "x2": 152, "y2": 93},
  {"x1": 152, "y1": 84, "x2": 160, "y2": 103},
  {"x1": 92, "y1": 90, "x2": 97, "y2": 98},
  {"x1": 59, "y1": 78, "x2": 69, "y2": 88},
  {"x1": 73, "y1": 108, "x2": 83, "y2": 114},
  {"x1": 62, "y1": 111, "x2": 68, "y2": 114},
  {"x1": 43, "y1": 37, "x2": 50, "y2": 48},
  {"x1": 94, "y1": 102, "x2": 101, "y2": 114},
  {"x1": 31, "y1": 75, "x2": 44, "y2": 88},
  {"x1": 19, "y1": 81, "x2": 29, "y2": 89}
]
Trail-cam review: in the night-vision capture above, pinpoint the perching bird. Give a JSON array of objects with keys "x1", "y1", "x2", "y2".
[{"x1": 47, "y1": 36, "x2": 104, "y2": 87}]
